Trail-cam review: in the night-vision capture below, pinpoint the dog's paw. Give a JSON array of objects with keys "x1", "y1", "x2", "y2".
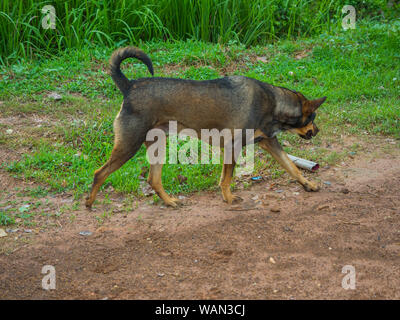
[
  {"x1": 303, "y1": 181, "x2": 320, "y2": 192},
  {"x1": 225, "y1": 194, "x2": 243, "y2": 205},
  {"x1": 164, "y1": 197, "x2": 181, "y2": 208}
]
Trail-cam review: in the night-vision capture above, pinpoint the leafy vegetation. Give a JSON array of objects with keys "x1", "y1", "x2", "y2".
[{"x1": 1, "y1": 0, "x2": 398, "y2": 64}]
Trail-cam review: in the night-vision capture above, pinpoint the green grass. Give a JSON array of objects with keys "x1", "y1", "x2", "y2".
[
  {"x1": 0, "y1": 210, "x2": 15, "y2": 226},
  {"x1": 1, "y1": 0, "x2": 398, "y2": 64},
  {"x1": 0, "y1": 20, "x2": 399, "y2": 201}
]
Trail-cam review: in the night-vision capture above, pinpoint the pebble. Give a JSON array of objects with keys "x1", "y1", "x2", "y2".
[
  {"x1": 270, "y1": 207, "x2": 280, "y2": 213},
  {"x1": 269, "y1": 257, "x2": 276, "y2": 264},
  {"x1": 275, "y1": 189, "x2": 284, "y2": 193},
  {"x1": 157, "y1": 273, "x2": 165, "y2": 277},
  {"x1": 24, "y1": 229, "x2": 32, "y2": 233},
  {"x1": 79, "y1": 231, "x2": 92, "y2": 236},
  {"x1": 0, "y1": 229, "x2": 7, "y2": 238},
  {"x1": 48, "y1": 92, "x2": 62, "y2": 100},
  {"x1": 341, "y1": 188, "x2": 350, "y2": 194}
]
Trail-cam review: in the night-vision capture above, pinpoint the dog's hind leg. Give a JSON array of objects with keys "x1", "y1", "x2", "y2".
[
  {"x1": 259, "y1": 137, "x2": 319, "y2": 192},
  {"x1": 85, "y1": 144, "x2": 138, "y2": 209},
  {"x1": 144, "y1": 141, "x2": 180, "y2": 208},
  {"x1": 219, "y1": 151, "x2": 242, "y2": 204},
  {"x1": 85, "y1": 115, "x2": 148, "y2": 209}
]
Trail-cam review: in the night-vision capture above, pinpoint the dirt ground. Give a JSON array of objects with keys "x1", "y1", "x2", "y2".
[{"x1": 0, "y1": 137, "x2": 399, "y2": 300}]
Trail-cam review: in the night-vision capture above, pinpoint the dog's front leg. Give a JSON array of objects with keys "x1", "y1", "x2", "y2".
[{"x1": 259, "y1": 137, "x2": 319, "y2": 192}]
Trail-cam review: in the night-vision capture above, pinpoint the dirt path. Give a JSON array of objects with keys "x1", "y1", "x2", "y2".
[{"x1": 0, "y1": 141, "x2": 399, "y2": 300}]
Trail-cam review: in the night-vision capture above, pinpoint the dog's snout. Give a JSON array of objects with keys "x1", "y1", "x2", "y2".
[{"x1": 306, "y1": 130, "x2": 313, "y2": 138}]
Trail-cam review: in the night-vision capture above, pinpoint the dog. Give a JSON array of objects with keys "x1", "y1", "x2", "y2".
[{"x1": 85, "y1": 47, "x2": 326, "y2": 208}]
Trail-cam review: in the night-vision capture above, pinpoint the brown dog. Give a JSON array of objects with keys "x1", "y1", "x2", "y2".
[{"x1": 85, "y1": 47, "x2": 326, "y2": 208}]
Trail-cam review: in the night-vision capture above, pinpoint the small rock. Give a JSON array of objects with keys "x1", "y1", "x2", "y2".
[
  {"x1": 6, "y1": 129, "x2": 13, "y2": 134},
  {"x1": 24, "y1": 229, "x2": 32, "y2": 233},
  {"x1": 6, "y1": 228, "x2": 19, "y2": 233},
  {"x1": 140, "y1": 182, "x2": 155, "y2": 196},
  {"x1": 293, "y1": 192, "x2": 300, "y2": 196},
  {"x1": 178, "y1": 195, "x2": 186, "y2": 200},
  {"x1": 157, "y1": 273, "x2": 165, "y2": 277},
  {"x1": 341, "y1": 188, "x2": 350, "y2": 194},
  {"x1": 275, "y1": 189, "x2": 284, "y2": 193},
  {"x1": 256, "y1": 56, "x2": 268, "y2": 63},
  {"x1": 270, "y1": 207, "x2": 280, "y2": 213},
  {"x1": 323, "y1": 165, "x2": 330, "y2": 170},
  {"x1": 269, "y1": 257, "x2": 276, "y2": 264},
  {"x1": 48, "y1": 92, "x2": 62, "y2": 100},
  {"x1": 317, "y1": 204, "x2": 329, "y2": 210},
  {"x1": 79, "y1": 231, "x2": 92, "y2": 236},
  {"x1": 0, "y1": 229, "x2": 7, "y2": 238},
  {"x1": 323, "y1": 181, "x2": 331, "y2": 186},
  {"x1": 160, "y1": 251, "x2": 171, "y2": 257},
  {"x1": 251, "y1": 195, "x2": 259, "y2": 201}
]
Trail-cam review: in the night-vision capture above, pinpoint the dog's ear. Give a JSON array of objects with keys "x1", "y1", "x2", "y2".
[{"x1": 302, "y1": 96, "x2": 326, "y2": 115}]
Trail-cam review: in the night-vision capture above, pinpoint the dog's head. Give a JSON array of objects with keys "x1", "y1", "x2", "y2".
[{"x1": 288, "y1": 94, "x2": 326, "y2": 140}]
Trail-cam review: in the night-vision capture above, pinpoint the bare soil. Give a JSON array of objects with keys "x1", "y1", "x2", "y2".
[{"x1": 0, "y1": 138, "x2": 399, "y2": 300}]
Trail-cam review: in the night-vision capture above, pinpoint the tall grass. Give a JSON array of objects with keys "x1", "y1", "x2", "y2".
[{"x1": 0, "y1": 0, "x2": 397, "y2": 64}]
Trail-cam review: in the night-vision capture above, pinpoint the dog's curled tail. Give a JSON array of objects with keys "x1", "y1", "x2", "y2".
[{"x1": 109, "y1": 47, "x2": 154, "y2": 95}]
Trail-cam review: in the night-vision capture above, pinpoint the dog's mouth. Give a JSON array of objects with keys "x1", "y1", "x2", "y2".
[{"x1": 300, "y1": 129, "x2": 316, "y2": 140}]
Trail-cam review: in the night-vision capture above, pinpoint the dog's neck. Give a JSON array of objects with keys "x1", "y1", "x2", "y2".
[
  {"x1": 259, "y1": 85, "x2": 303, "y2": 138},
  {"x1": 272, "y1": 86, "x2": 302, "y2": 123}
]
